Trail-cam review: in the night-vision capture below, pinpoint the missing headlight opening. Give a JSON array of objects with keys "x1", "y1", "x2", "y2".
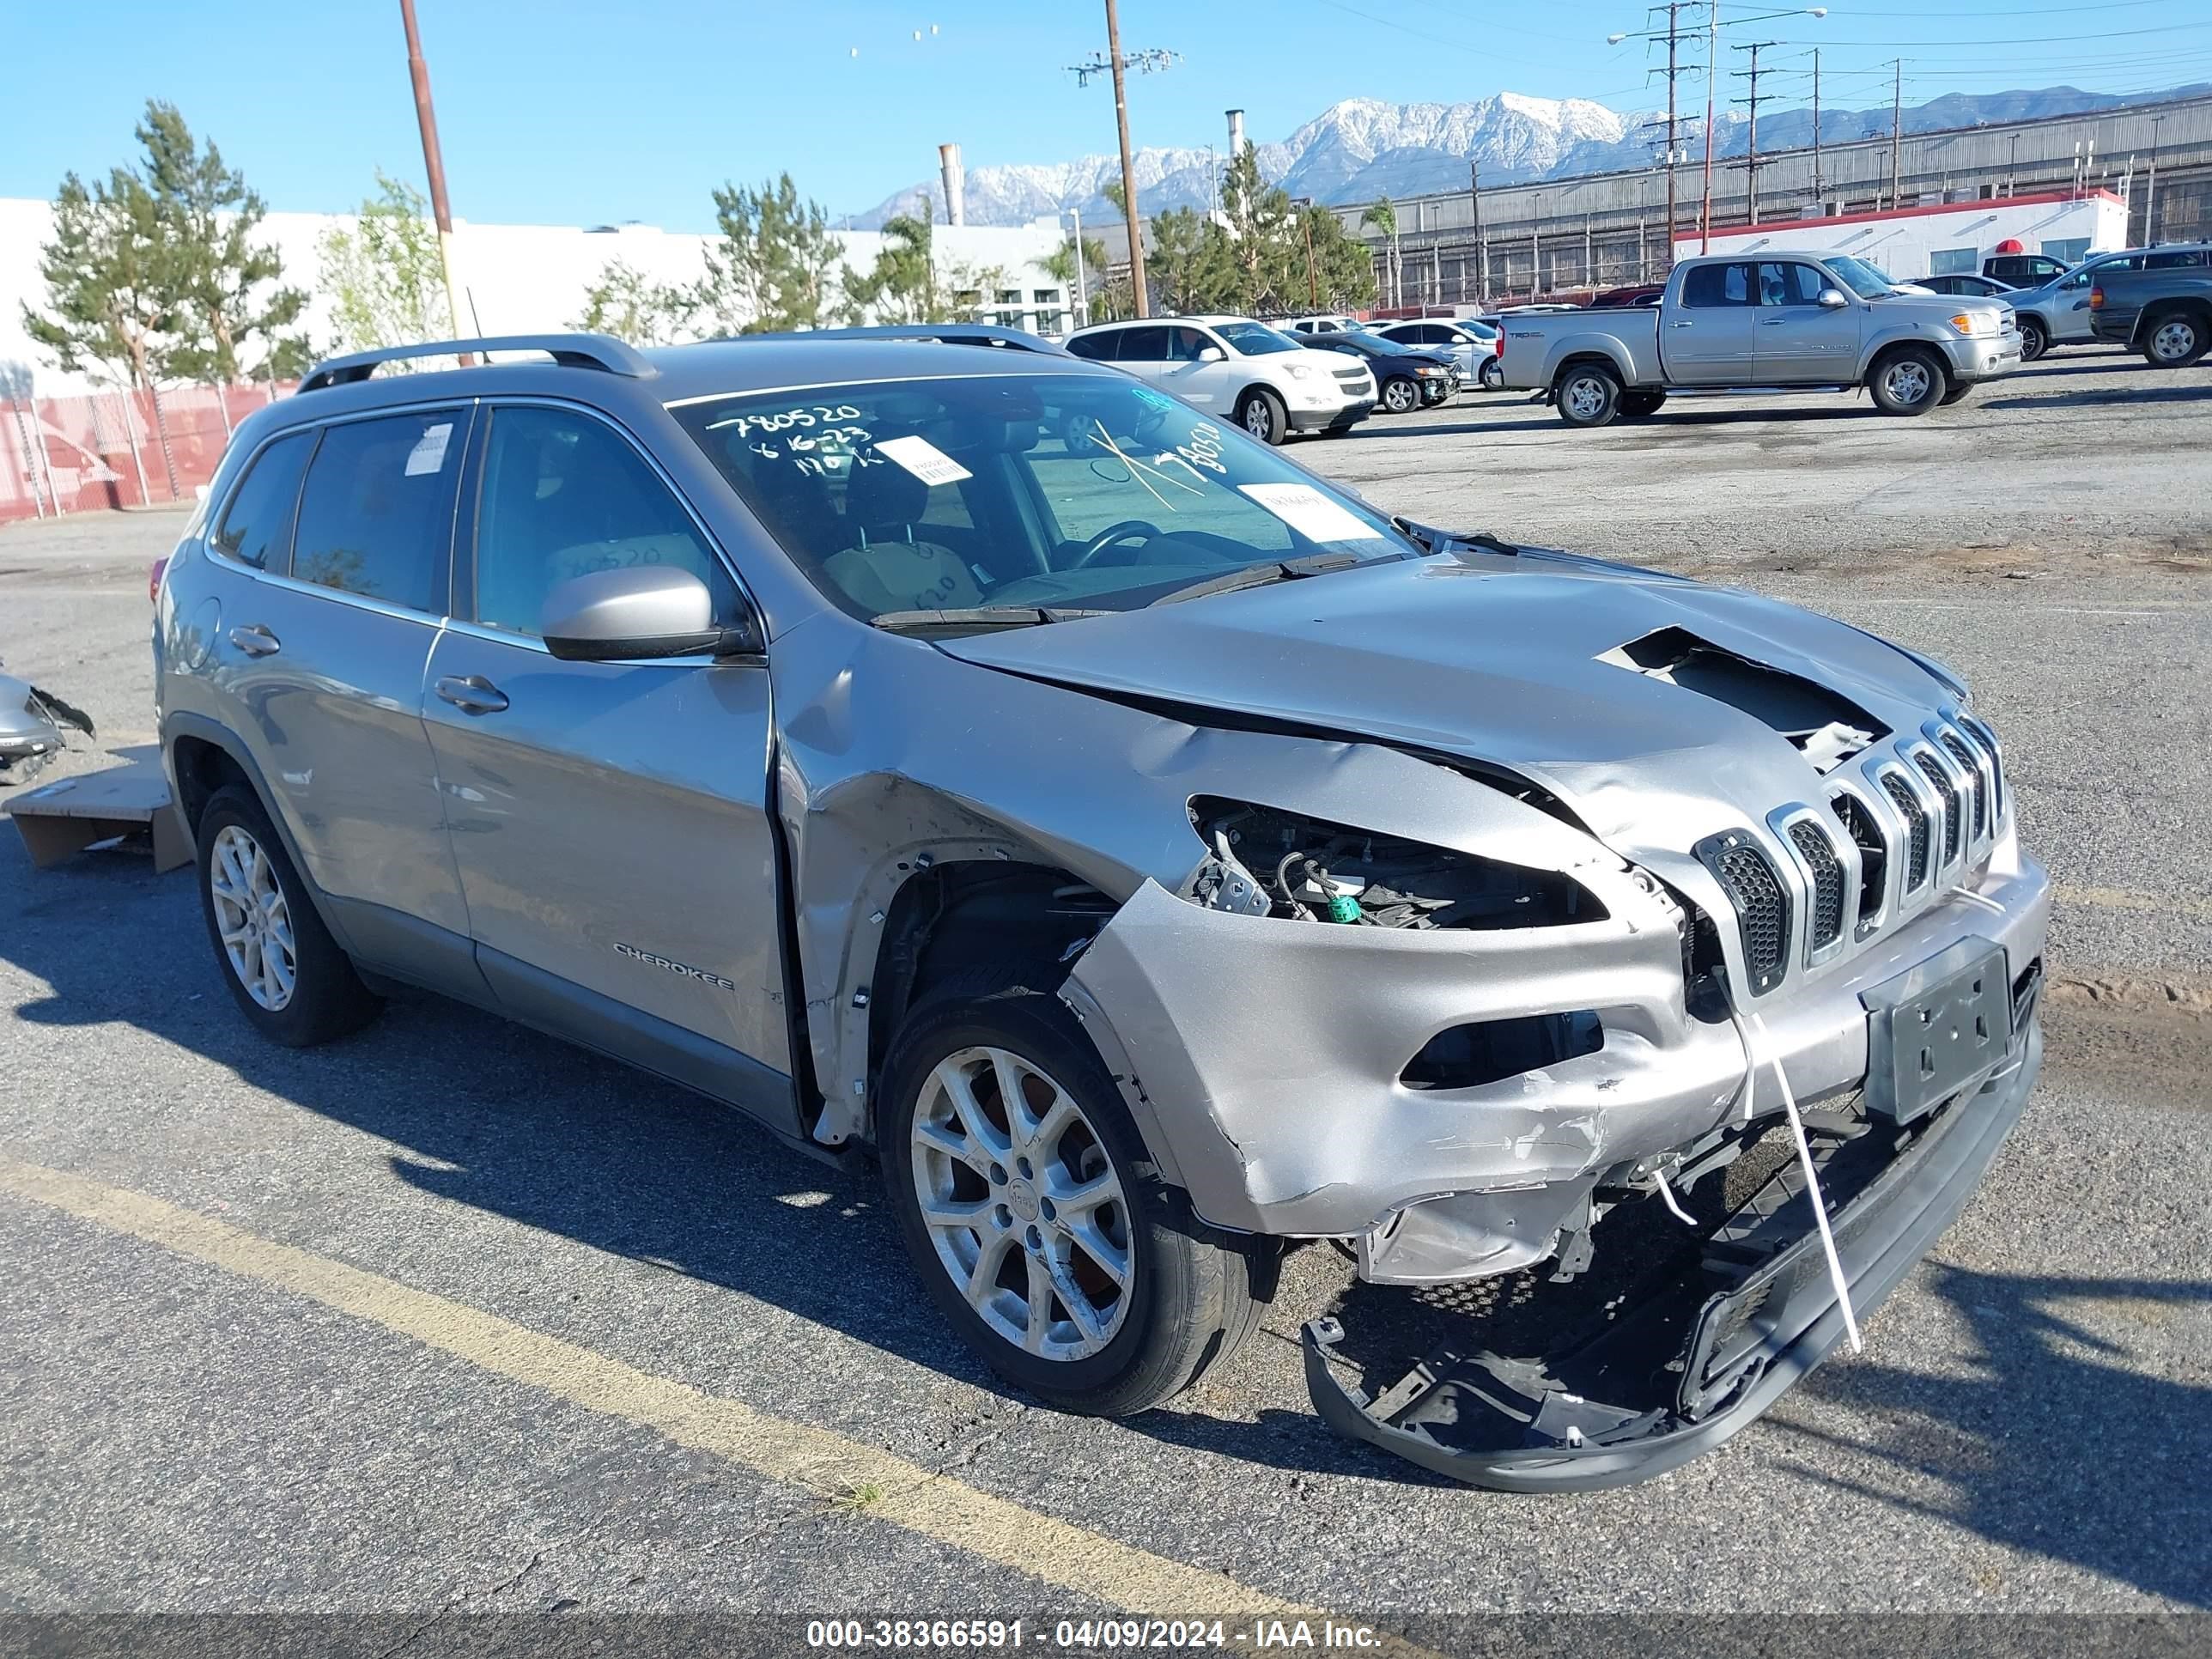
[{"x1": 1186, "y1": 797, "x2": 1607, "y2": 930}]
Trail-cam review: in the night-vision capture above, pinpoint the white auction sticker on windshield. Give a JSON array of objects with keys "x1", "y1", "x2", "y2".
[
  {"x1": 1237, "y1": 483, "x2": 1383, "y2": 543},
  {"x1": 874, "y1": 434, "x2": 972, "y2": 486},
  {"x1": 404, "y1": 422, "x2": 453, "y2": 477}
]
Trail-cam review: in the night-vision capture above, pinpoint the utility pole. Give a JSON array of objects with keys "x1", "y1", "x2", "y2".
[
  {"x1": 1653, "y1": 1, "x2": 1692, "y2": 269},
  {"x1": 1730, "y1": 40, "x2": 1778, "y2": 226},
  {"x1": 1068, "y1": 6, "x2": 1176, "y2": 319},
  {"x1": 1104, "y1": 0, "x2": 1149, "y2": 317},
  {"x1": 1700, "y1": 0, "x2": 1719, "y2": 250},
  {"x1": 2148, "y1": 113, "x2": 2167, "y2": 242},
  {"x1": 1811, "y1": 47, "x2": 1822, "y2": 208},
  {"x1": 1888, "y1": 58, "x2": 1903, "y2": 210},
  {"x1": 398, "y1": 0, "x2": 470, "y2": 358},
  {"x1": 1468, "y1": 160, "x2": 1485, "y2": 303}
]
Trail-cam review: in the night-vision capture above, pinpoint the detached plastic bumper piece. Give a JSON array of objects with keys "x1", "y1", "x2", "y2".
[{"x1": 1304, "y1": 1007, "x2": 2042, "y2": 1492}]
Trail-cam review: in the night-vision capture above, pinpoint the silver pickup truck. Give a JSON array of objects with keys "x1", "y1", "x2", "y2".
[{"x1": 1501, "y1": 252, "x2": 2021, "y2": 427}]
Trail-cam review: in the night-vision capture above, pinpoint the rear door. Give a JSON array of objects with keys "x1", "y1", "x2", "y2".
[
  {"x1": 1752, "y1": 260, "x2": 1861, "y2": 382},
  {"x1": 1156, "y1": 325, "x2": 1230, "y2": 411},
  {"x1": 1667, "y1": 264, "x2": 1759, "y2": 384},
  {"x1": 417, "y1": 398, "x2": 794, "y2": 1125},
  {"x1": 209, "y1": 406, "x2": 476, "y2": 971}
]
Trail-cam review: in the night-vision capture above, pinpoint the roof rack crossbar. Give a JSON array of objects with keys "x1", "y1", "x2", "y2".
[
  {"x1": 713, "y1": 324, "x2": 1068, "y2": 354},
  {"x1": 298, "y1": 332, "x2": 654, "y2": 393}
]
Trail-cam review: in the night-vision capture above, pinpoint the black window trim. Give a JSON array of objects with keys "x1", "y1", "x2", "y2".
[
  {"x1": 205, "y1": 426, "x2": 317, "y2": 578},
  {"x1": 449, "y1": 393, "x2": 766, "y2": 660}
]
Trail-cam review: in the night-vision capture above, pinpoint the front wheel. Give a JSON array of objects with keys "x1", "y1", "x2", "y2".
[
  {"x1": 2016, "y1": 316, "x2": 2049, "y2": 362},
  {"x1": 1380, "y1": 376, "x2": 1421, "y2": 414},
  {"x1": 2142, "y1": 311, "x2": 2209, "y2": 368},
  {"x1": 1620, "y1": 388, "x2": 1668, "y2": 419},
  {"x1": 1554, "y1": 363, "x2": 1623, "y2": 428},
  {"x1": 879, "y1": 978, "x2": 1270, "y2": 1416},
  {"x1": 1235, "y1": 387, "x2": 1286, "y2": 445},
  {"x1": 195, "y1": 785, "x2": 380, "y2": 1046},
  {"x1": 1869, "y1": 347, "x2": 1947, "y2": 416}
]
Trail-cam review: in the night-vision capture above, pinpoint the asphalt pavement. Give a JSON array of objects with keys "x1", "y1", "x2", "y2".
[{"x1": 1, "y1": 346, "x2": 2207, "y2": 1646}]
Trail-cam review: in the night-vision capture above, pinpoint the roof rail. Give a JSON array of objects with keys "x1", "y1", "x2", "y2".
[
  {"x1": 713, "y1": 323, "x2": 1071, "y2": 356},
  {"x1": 297, "y1": 332, "x2": 654, "y2": 394}
]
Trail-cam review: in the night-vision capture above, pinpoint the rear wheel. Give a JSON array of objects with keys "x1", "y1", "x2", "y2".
[
  {"x1": 879, "y1": 976, "x2": 1270, "y2": 1415},
  {"x1": 1554, "y1": 362, "x2": 1623, "y2": 428},
  {"x1": 1869, "y1": 347, "x2": 1946, "y2": 416},
  {"x1": 1479, "y1": 358, "x2": 1504, "y2": 391},
  {"x1": 2142, "y1": 309, "x2": 2209, "y2": 368},
  {"x1": 1380, "y1": 376, "x2": 1421, "y2": 414},
  {"x1": 1235, "y1": 387, "x2": 1286, "y2": 445},
  {"x1": 1620, "y1": 388, "x2": 1668, "y2": 419},
  {"x1": 2016, "y1": 315, "x2": 2049, "y2": 362}
]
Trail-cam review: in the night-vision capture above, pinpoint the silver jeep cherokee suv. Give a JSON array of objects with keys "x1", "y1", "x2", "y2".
[{"x1": 156, "y1": 329, "x2": 2048, "y2": 1490}]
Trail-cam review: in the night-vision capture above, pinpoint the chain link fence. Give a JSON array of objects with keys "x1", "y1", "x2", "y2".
[{"x1": 1, "y1": 380, "x2": 289, "y2": 527}]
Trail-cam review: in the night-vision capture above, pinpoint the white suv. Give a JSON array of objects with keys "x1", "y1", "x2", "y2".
[{"x1": 1065, "y1": 316, "x2": 1375, "y2": 443}]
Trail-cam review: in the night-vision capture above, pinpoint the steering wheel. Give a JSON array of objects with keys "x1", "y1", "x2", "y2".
[{"x1": 1071, "y1": 519, "x2": 1163, "y2": 570}]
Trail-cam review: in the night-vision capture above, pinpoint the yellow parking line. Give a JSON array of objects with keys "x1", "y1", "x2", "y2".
[
  {"x1": 0, "y1": 1155, "x2": 1437, "y2": 1653},
  {"x1": 2056, "y1": 883, "x2": 2212, "y2": 923}
]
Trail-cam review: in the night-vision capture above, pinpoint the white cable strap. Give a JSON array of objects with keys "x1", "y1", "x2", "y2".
[
  {"x1": 1746, "y1": 1011, "x2": 1863, "y2": 1354},
  {"x1": 1652, "y1": 1164, "x2": 1698, "y2": 1227}
]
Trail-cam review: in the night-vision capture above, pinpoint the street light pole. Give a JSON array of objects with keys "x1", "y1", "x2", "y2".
[
  {"x1": 398, "y1": 0, "x2": 470, "y2": 356},
  {"x1": 1700, "y1": 0, "x2": 1718, "y2": 250},
  {"x1": 1069, "y1": 205, "x2": 1090, "y2": 326}
]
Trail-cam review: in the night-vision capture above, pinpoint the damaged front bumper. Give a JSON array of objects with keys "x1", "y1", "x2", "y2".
[{"x1": 1304, "y1": 1000, "x2": 2041, "y2": 1491}]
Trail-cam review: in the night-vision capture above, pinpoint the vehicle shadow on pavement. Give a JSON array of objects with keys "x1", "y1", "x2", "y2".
[
  {"x1": 1983, "y1": 382, "x2": 2212, "y2": 413},
  {"x1": 1775, "y1": 1263, "x2": 2212, "y2": 1607}
]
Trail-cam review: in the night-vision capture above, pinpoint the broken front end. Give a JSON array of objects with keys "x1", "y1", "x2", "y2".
[{"x1": 1062, "y1": 754, "x2": 2050, "y2": 1491}]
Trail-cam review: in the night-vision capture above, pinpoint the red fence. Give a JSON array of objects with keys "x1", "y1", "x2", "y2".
[{"x1": 2, "y1": 383, "x2": 294, "y2": 527}]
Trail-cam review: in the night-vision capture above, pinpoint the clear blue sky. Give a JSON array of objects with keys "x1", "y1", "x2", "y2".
[{"x1": 8, "y1": 1, "x2": 2210, "y2": 228}]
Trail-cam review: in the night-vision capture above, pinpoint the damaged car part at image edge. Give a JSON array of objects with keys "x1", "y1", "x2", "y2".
[
  {"x1": 151, "y1": 331, "x2": 2051, "y2": 1492},
  {"x1": 0, "y1": 659, "x2": 96, "y2": 782}
]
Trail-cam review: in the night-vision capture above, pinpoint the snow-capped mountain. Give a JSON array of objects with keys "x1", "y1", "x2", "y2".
[{"x1": 851, "y1": 83, "x2": 2202, "y2": 228}]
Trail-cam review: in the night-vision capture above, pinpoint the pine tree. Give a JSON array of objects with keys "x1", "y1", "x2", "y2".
[
  {"x1": 840, "y1": 215, "x2": 946, "y2": 325},
  {"x1": 698, "y1": 173, "x2": 845, "y2": 333},
  {"x1": 21, "y1": 165, "x2": 185, "y2": 497},
  {"x1": 573, "y1": 258, "x2": 699, "y2": 345},
  {"x1": 137, "y1": 100, "x2": 306, "y2": 406}
]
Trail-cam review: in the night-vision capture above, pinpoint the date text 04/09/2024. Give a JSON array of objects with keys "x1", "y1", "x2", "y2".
[{"x1": 805, "y1": 1619, "x2": 1385, "y2": 1650}]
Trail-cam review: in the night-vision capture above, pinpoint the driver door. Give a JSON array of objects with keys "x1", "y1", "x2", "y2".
[
  {"x1": 1753, "y1": 261, "x2": 1860, "y2": 381},
  {"x1": 418, "y1": 399, "x2": 795, "y2": 1127}
]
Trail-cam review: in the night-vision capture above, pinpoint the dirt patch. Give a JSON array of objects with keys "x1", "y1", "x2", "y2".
[{"x1": 2041, "y1": 969, "x2": 2212, "y2": 1114}]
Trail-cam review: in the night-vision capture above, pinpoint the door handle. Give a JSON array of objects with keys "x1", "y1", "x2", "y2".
[
  {"x1": 1667, "y1": 320, "x2": 1694, "y2": 329},
  {"x1": 228, "y1": 623, "x2": 281, "y2": 657},
  {"x1": 1759, "y1": 317, "x2": 1790, "y2": 326},
  {"x1": 434, "y1": 674, "x2": 509, "y2": 715}
]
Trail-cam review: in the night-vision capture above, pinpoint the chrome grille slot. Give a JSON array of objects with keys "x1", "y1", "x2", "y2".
[
  {"x1": 1830, "y1": 791, "x2": 1886, "y2": 932},
  {"x1": 1941, "y1": 730, "x2": 1987, "y2": 840},
  {"x1": 1788, "y1": 821, "x2": 1845, "y2": 952},
  {"x1": 1915, "y1": 751, "x2": 1961, "y2": 864},
  {"x1": 1695, "y1": 832, "x2": 1790, "y2": 996},
  {"x1": 1960, "y1": 714, "x2": 2004, "y2": 817},
  {"x1": 1880, "y1": 771, "x2": 1931, "y2": 891}
]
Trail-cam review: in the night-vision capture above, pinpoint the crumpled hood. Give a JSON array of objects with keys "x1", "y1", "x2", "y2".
[{"x1": 937, "y1": 551, "x2": 1958, "y2": 860}]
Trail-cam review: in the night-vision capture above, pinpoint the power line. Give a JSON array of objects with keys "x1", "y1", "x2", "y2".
[{"x1": 1729, "y1": 39, "x2": 1781, "y2": 225}]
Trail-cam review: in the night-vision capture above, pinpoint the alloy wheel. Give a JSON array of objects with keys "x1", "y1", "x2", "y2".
[
  {"x1": 1383, "y1": 380, "x2": 1418, "y2": 412},
  {"x1": 208, "y1": 823, "x2": 296, "y2": 1012},
  {"x1": 1884, "y1": 358, "x2": 1932, "y2": 407},
  {"x1": 1564, "y1": 374, "x2": 1609, "y2": 421},
  {"x1": 908, "y1": 1044, "x2": 1132, "y2": 1361}
]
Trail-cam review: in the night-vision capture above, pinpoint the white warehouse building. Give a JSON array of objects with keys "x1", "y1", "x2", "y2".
[
  {"x1": 1673, "y1": 191, "x2": 2130, "y2": 280},
  {"x1": 0, "y1": 197, "x2": 1075, "y2": 396}
]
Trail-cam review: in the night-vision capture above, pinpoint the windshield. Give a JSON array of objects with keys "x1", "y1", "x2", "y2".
[
  {"x1": 1213, "y1": 320, "x2": 1302, "y2": 356},
  {"x1": 1822, "y1": 255, "x2": 1899, "y2": 300},
  {"x1": 671, "y1": 374, "x2": 1414, "y2": 623}
]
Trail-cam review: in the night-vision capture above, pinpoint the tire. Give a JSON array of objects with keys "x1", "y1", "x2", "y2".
[
  {"x1": 1554, "y1": 362, "x2": 1623, "y2": 428},
  {"x1": 878, "y1": 972, "x2": 1270, "y2": 1416},
  {"x1": 1235, "y1": 387, "x2": 1286, "y2": 445},
  {"x1": 1480, "y1": 358, "x2": 1504, "y2": 392},
  {"x1": 1620, "y1": 388, "x2": 1668, "y2": 419},
  {"x1": 2141, "y1": 309, "x2": 2209, "y2": 368},
  {"x1": 1938, "y1": 381, "x2": 1976, "y2": 407},
  {"x1": 1868, "y1": 346, "x2": 1947, "y2": 416},
  {"x1": 1381, "y1": 376, "x2": 1421, "y2": 414},
  {"x1": 195, "y1": 784, "x2": 380, "y2": 1047},
  {"x1": 2016, "y1": 315, "x2": 2048, "y2": 362}
]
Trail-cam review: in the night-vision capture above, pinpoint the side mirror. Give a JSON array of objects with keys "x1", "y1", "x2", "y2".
[
  {"x1": 540, "y1": 565, "x2": 763, "y2": 662},
  {"x1": 1197, "y1": 345, "x2": 1226, "y2": 362},
  {"x1": 1818, "y1": 288, "x2": 1850, "y2": 308}
]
